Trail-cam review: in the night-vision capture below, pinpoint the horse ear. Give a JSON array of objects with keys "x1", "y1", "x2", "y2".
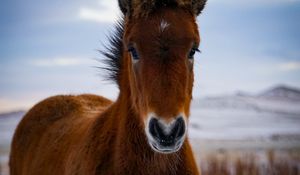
[
  {"x1": 118, "y1": 0, "x2": 130, "y2": 15},
  {"x1": 118, "y1": 0, "x2": 207, "y2": 16},
  {"x1": 191, "y1": 0, "x2": 207, "y2": 16}
]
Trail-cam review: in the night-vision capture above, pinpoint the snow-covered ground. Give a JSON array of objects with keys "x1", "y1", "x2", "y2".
[
  {"x1": 189, "y1": 98, "x2": 300, "y2": 141},
  {"x1": 188, "y1": 86, "x2": 300, "y2": 141},
  {"x1": 189, "y1": 108, "x2": 300, "y2": 140},
  {"x1": 0, "y1": 111, "x2": 24, "y2": 175}
]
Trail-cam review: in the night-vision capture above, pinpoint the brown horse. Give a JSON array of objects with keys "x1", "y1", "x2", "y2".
[{"x1": 9, "y1": 0, "x2": 206, "y2": 174}]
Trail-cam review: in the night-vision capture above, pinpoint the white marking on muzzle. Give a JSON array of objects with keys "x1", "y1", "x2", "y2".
[{"x1": 157, "y1": 119, "x2": 176, "y2": 135}]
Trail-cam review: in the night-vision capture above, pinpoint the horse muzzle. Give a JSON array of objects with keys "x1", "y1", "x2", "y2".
[{"x1": 146, "y1": 115, "x2": 187, "y2": 154}]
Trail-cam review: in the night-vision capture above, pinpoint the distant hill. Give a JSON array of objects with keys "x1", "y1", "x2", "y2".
[
  {"x1": 258, "y1": 85, "x2": 300, "y2": 101},
  {"x1": 0, "y1": 111, "x2": 25, "y2": 119},
  {"x1": 192, "y1": 85, "x2": 300, "y2": 115}
]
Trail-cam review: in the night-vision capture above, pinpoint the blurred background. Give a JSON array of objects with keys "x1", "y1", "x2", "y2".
[{"x1": 0, "y1": 0, "x2": 300, "y2": 174}]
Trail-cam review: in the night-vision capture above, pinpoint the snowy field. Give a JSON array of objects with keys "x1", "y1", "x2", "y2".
[
  {"x1": 1, "y1": 86, "x2": 300, "y2": 174},
  {"x1": 189, "y1": 96, "x2": 300, "y2": 141},
  {"x1": 0, "y1": 111, "x2": 24, "y2": 175}
]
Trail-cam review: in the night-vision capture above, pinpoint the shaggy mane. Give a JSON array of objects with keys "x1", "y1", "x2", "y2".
[{"x1": 101, "y1": 18, "x2": 124, "y2": 86}]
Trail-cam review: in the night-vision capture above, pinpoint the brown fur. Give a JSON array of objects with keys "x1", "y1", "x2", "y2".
[{"x1": 10, "y1": 1, "x2": 205, "y2": 174}]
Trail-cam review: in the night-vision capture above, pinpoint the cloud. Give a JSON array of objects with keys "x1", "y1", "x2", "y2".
[
  {"x1": 255, "y1": 60, "x2": 300, "y2": 74},
  {"x1": 77, "y1": 0, "x2": 300, "y2": 23},
  {"x1": 32, "y1": 57, "x2": 93, "y2": 67},
  {"x1": 278, "y1": 61, "x2": 300, "y2": 72},
  {"x1": 78, "y1": 0, "x2": 120, "y2": 23}
]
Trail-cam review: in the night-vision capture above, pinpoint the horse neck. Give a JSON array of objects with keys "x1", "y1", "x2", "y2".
[{"x1": 104, "y1": 79, "x2": 188, "y2": 174}]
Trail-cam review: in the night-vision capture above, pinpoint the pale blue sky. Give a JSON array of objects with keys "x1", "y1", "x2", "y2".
[{"x1": 0, "y1": 0, "x2": 300, "y2": 112}]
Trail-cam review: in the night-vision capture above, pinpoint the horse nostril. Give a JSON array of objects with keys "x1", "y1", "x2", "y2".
[
  {"x1": 171, "y1": 117, "x2": 185, "y2": 139},
  {"x1": 149, "y1": 118, "x2": 164, "y2": 139},
  {"x1": 148, "y1": 117, "x2": 186, "y2": 146}
]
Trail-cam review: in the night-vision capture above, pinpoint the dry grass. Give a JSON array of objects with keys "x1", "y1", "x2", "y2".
[
  {"x1": 1, "y1": 150, "x2": 299, "y2": 175},
  {"x1": 200, "y1": 150, "x2": 300, "y2": 175}
]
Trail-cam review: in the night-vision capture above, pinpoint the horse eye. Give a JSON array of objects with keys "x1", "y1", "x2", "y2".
[
  {"x1": 188, "y1": 47, "x2": 200, "y2": 59},
  {"x1": 128, "y1": 47, "x2": 139, "y2": 60}
]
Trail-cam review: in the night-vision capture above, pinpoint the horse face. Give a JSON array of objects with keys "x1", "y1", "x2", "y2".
[{"x1": 124, "y1": 8, "x2": 200, "y2": 153}]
